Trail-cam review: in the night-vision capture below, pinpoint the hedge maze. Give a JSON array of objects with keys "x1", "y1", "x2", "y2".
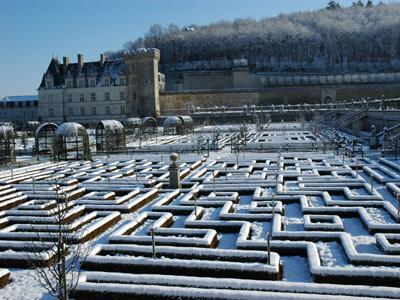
[{"x1": 1, "y1": 140, "x2": 400, "y2": 298}]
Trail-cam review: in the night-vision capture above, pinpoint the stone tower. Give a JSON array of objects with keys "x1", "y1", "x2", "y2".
[{"x1": 124, "y1": 48, "x2": 161, "y2": 118}]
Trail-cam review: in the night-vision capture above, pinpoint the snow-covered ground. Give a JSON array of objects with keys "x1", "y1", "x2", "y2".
[{"x1": 0, "y1": 122, "x2": 399, "y2": 299}]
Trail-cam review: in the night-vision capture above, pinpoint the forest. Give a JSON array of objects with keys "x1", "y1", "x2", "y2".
[{"x1": 108, "y1": 1, "x2": 400, "y2": 73}]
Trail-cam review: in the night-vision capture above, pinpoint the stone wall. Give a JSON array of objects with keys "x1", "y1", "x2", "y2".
[
  {"x1": 160, "y1": 82, "x2": 400, "y2": 114},
  {"x1": 166, "y1": 68, "x2": 400, "y2": 91}
]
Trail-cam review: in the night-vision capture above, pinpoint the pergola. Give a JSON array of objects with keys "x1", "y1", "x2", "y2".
[
  {"x1": 34, "y1": 122, "x2": 58, "y2": 154},
  {"x1": 179, "y1": 116, "x2": 194, "y2": 133},
  {"x1": 163, "y1": 116, "x2": 194, "y2": 135},
  {"x1": 124, "y1": 118, "x2": 142, "y2": 134},
  {"x1": 0, "y1": 125, "x2": 16, "y2": 164},
  {"x1": 141, "y1": 117, "x2": 157, "y2": 135},
  {"x1": 95, "y1": 120, "x2": 126, "y2": 152},
  {"x1": 163, "y1": 116, "x2": 183, "y2": 135},
  {"x1": 54, "y1": 122, "x2": 91, "y2": 161}
]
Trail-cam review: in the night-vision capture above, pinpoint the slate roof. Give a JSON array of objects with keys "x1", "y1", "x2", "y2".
[
  {"x1": 38, "y1": 58, "x2": 127, "y2": 89},
  {"x1": 0, "y1": 95, "x2": 38, "y2": 102}
]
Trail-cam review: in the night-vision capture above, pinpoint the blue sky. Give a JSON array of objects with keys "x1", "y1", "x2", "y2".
[{"x1": 0, "y1": 0, "x2": 394, "y2": 98}]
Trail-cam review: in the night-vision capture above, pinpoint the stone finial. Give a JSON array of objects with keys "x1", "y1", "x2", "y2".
[
  {"x1": 370, "y1": 124, "x2": 376, "y2": 135},
  {"x1": 170, "y1": 152, "x2": 179, "y2": 164}
]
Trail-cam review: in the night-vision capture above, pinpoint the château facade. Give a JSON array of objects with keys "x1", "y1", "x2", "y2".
[
  {"x1": 38, "y1": 49, "x2": 400, "y2": 124},
  {"x1": 0, "y1": 95, "x2": 38, "y2": 128},
  {"x1": 38, "y1": 50, "x2": 164, "y2": 126}
]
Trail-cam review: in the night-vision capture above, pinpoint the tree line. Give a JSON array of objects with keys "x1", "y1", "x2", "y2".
[{"x1": 107, "y1": 1, "x2": 400, "y2": 73}]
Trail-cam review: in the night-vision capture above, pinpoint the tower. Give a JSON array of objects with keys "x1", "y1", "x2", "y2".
[{"x1": 124, "y1": 48, "x2": 161, "y2": 118}]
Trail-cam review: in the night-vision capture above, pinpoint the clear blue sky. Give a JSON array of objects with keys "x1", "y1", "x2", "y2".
[{"x1": 0, "y1": 0, "x2": 393, "y2": 98}]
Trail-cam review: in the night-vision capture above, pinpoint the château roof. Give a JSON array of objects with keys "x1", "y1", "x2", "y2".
[
  {"x1": 0, "y1": 95, "x2": 38, "y2": 102},
  {"x1": 38, "y1": 58, "x2": 127, "y2": 89}
]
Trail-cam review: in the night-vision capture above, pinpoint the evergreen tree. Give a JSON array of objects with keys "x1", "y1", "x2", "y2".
[
  {"x1": 352, "y1": 0, "x2": 365, "y2": 7},
  {"x1": 327, "y1": 1, "x2": 341, "y2": 10}
]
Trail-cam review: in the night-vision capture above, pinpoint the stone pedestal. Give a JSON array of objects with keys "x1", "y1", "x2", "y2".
[
  {"x1": 382, "y1": 127, "x2": 390, "y2": 150},
  {"x1": 369, "y1": 125, "x2": 378, "y2": 149},
  {"x1": 169, "y1": 152, "x2": 181, "y2": 189}
]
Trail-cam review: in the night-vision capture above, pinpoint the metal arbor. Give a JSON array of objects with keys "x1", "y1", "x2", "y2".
[
  {"x1": 95, "y1": 120, "x2": 126, "y2": 153},
  {"x1": 124, "y1": 118, "x2": 142, "y2": 135},
  {"x1": 54, "y1": 122, "x2": 91, "y2": 161},
  {"x1": 141, "y1": 117, "x2": 157, "y2": 135},
  {"x1": 34, "y1": 122, "x2": 58, "y2": 154},
  {"x1": 0, "y1": 125, "x2": 16, "y2": 164},
  {"x1": 179, "y1": 116, "x2": 194, "y2": 133},
  {"x1": 163, "y1": 116, "x2": 194, "y2": 135},
  {"x1": 163, "y1": 116, "x2": 183, "y2": 135}
]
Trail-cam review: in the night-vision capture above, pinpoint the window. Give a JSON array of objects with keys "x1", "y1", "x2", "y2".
[
  {"x1": 91, "y1": 93, "x2": 96, "y2": 102},
  {"x1": 105, "y1": 106, "x2": 110, "y2": 114},
  {"x1": 104, "y1": 78, "x2": 110, "y2": 86},
  {"x1": 79, "y1": 93, "x2": 84, "y2": 102},
  {"x1": 68, "y1": 108, "x2": 73, "y2": 116},
  {"x1": 105, "y1": 92, "x2": 110, "y2": 101},
  {"x1": 18, "y1": 102, "x2": 23, "y2": 107},
  {"x1": 49, "y1": 108, "x2": 54, "y2": 117},
  {"x1": 67, "y1": 94, "x2": 72, "y2": 103},
  {"x1": 121, "y1": 105, "x2": 125, "y2": 114},
  {"x1": 34, "y1": 101, "x2": 38, "y2": 107},
  {"x1": 133, "y1": 92, "x2": 136, "y2": 101},
  {"x1": 89, "y1": 80, "x2": 96, "y2": 87},
  {"x1": 78, "y1": 80, "x2": 84, "y2": 88},
  {"x1": 46, "y1": 81, "x2": 53, "y2": 89},
  {"x1": 120, "y1": 77, "x2": 126, "y2": 85},
  {"x1": 66, "y1": 80, "x2": 72, "y2": 88},
  {"x1": 0, "y1": 102, "x2": 3, "y2": 108},
  {"x1": 120, "y1": 91, "x2": 125, "y2": 100},
  {"x1": 80, "y1": 107, "x2": 85, "y2": 116},
  {"x1": 91, "y1": 107, "x2": 96, "y2": 115},
  {"x1": 48, "y1": 95, "x2": 53, "y2": 103},
  {"x1": 26, "y1": 101, "x2": 31, "y2": 107}
]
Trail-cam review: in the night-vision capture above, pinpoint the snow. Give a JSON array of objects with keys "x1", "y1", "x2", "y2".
[
  {"x1": 316, "y1": 242, "x2": 349, "y2": 267},
  {"x1": 2, "y1": 123, "x2": 400, "y2": 298},
  {"x1": 0, "y1": 269, "x2": 53, "y2": 300}
]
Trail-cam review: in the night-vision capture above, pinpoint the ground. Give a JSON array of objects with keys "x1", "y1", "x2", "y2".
[{"x1": 0, "y1": 122, "x2": 399, "y2": 299}]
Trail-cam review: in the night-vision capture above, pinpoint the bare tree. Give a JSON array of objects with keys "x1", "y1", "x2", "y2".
[
  {"x1": 28, "y1": 176, "x2": 88, "y2": 300},
  {"x1": 111, "y1": 2, "x2": 400, "y2": 74}
]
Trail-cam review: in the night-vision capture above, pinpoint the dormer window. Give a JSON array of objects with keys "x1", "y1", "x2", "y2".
[
  {"x1": 89, "y1": 79, "x2": 96, "y2": 87},
  {"x1": 104, "y1": 78, "x2": 110, "y2": 86},
  {"x1": 66, "y1": 80, "x2": 73, "y2": 88},
  {"x1": 46, "y1": 80, "x2": 53, "y2": 89},
  {"x1": 120, "y1": 77, "x2": 126, "y2": 85},
  {"x1": 78, "y1": 80, "x2": 85, "y2": 88}
]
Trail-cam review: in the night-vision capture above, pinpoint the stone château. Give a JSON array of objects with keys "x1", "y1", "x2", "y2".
[{"x1": 38, "y1": 49, "x2": 400, "y2": 125}]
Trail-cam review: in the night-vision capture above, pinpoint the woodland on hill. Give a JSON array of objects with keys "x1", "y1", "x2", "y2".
[{"x1": 108, "y1": 1, "x2": 400, "y2": 73}]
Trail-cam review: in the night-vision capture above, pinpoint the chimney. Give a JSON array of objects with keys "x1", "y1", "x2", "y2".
[
  {"x1": 100, "y1": 53, "x2": 106, "y2": 66},
  {"x1": 77, "y1": 53, "x2": 83, "y2": 68},
  {"x1": 63, "y1": 56, "x2": 69, "y2": 68}
]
